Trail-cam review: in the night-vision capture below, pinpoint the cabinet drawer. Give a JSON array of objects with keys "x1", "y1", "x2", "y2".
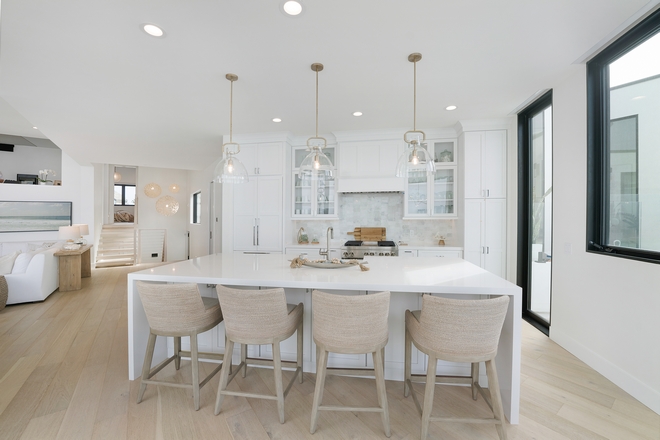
[
  {"x1": 399, "y1": 249, "x2": 418, "y2": 257},
  {"x1": 418, "y1": 250, "x2": 462, "y2": 258}
]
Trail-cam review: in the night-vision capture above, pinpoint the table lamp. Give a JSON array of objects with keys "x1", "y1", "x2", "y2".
[
  {"x1": 59, "y1": 225, "x2": 81, "y2": 250},
  {"x1": 72, "y1": 223, "x2": 89, "y2": 245}
]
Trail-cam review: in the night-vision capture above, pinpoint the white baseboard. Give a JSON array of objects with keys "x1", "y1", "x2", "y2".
[{"x1": 550, "y1": 328, "x2": 660, "y2": 415}]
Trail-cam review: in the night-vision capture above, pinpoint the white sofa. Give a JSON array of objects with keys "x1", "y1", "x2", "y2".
[{"x1": 0, "y1": 241, "x2": 63, "y2": 305}]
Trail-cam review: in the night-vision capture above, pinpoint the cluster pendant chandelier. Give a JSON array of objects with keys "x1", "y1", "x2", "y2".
[
  {"x1": 215, "y1": 73, "x2": 248, "y2": 184},
  {"x1": 298, "y1": 63, "x2": 333, "y2": 179},
  {"x1": 395, "y1": 53, "x2": 436, "y2": 178}
]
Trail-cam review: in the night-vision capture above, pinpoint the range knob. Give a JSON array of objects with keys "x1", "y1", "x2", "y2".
[
  {"x1": 379, "y1": 252, "x2": 384, "y2": 256},
  {"x1": 384, "y1": 252, "x2": 390, "y2": 256}
]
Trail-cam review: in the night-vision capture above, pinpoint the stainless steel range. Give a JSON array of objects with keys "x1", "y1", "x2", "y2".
[{"x1": 341, "y1": 240, "x2": 398, "y2": 259}]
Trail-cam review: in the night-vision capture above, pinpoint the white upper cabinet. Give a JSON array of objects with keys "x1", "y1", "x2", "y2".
[
  {"x1": 463, "y1": 130, "x2": 506, "y2": 199},
  {"x1": 239, "y1": 142, "x2": 284, "y2": 176}
]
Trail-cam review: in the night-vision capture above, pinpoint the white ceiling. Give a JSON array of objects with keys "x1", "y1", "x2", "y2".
[{"x1": 0, "y1": 1, "x2": 656, "y2": 170}]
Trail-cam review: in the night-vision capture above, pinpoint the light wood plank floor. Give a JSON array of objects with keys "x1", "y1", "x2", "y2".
[{"x1": 0, "y1": 265, "x2": 658, "y2": 439}]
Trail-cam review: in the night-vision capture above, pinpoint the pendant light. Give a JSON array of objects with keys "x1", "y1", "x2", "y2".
[
  {"x1": 113, "y1": 167, "x2": 121, "y2": 182},
  {"x1": 395, "y1": 53, "x2": 436, "y2": 178},
  {"x1": 298, "y1": 63, "x2": 333, "y2": 179},
  {"x1": 214, "y1": 73, "x2": 248, "y2": 184}
]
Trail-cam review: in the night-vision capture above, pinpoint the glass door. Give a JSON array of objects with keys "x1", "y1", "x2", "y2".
[{"x1": 518, "y1": 91, "x2": 553, "y2": 333}]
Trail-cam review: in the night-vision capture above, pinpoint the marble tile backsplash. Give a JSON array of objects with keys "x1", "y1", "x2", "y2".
[{"x1": 293, "y1": 193, "x2": 458, "y2": 246}]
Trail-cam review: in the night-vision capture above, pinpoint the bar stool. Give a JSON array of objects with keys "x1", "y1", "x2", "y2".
[
  {"x1": 404, "y1": 295, "x2": 510, "y2": 439},
  {"x1": 310, "y1": 290, "x2": 391, "y2": 437},
  {"x1": 214, "y1": 285, "x2": 303, "y2": 424},
  {"x1": 136, "y1": 281, "x2": 225, "y2": 411}
]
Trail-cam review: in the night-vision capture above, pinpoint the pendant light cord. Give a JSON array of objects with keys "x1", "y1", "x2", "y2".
[
  {"x1": 413, "y1": 59, "x2": 417, "y2": 132},
  {"x1": 315, "y1": 68, "x2": 319, "y2": 138},
  {"x1": 229, "y1": 79, "x2": 233, "y2": 144}
]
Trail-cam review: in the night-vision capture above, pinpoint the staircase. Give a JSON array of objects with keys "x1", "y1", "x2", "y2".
[{"x1": 96, "y1": 224, "x2": 137, "y2": 268}]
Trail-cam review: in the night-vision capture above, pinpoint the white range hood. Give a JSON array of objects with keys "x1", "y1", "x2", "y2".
[{"x1": 336, "y1": 177, "x2": 404, "y2": 193}]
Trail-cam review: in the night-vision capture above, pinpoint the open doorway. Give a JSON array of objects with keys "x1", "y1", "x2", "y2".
[{"x1": 113, "y1": 166, "x2": 137, "y2": 224}]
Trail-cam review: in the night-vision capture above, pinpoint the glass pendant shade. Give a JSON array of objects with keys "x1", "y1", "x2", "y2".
[
  {"x1": 395, "y1": 142, "x2": 436, "y2": 177},
  {"x1": 214, "y1": 147, "x2": 248, "y2": 184},
  {"x1": 298, "y1": 146, "x2": 333, "y2": 179}
]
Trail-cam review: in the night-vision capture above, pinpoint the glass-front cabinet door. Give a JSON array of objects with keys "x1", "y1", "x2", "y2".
[
  {"x1": 405, "y1": 166, "x2": 456, "y2": 218},
  {"x1": 292, "y1": 146, "x2": 337, "y2": 219},
  {"x1": 405, "y1": 174, "x2": 429, "y2": 216},
  {"x1": 429, "y1": 139, "x2": 456, "y2": 165},
  {"x1": 432, "y1": 168, "x2": 456, "y2": 215}
]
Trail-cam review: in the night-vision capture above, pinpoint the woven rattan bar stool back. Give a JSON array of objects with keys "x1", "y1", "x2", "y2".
[
  {"x1": 136, "y1": 281, "x2": 225, "y2": 411},
  {"x1": 214, "y1": 285, "x2": 303, "y2": 424},
  {"x1": 310, "y1": 290, "x2": 391, "y2": 437},
  {"x1": 404, "y1": 294, "x2": 510, "y2": 439}
]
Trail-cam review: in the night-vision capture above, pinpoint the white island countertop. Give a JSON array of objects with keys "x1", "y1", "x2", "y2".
[
  {"x1": 131, "y1": 253, "x2": 510, "y2": 294},
  {"x1": 127, "y1": 253, "x2": 521, "y2": 423}
]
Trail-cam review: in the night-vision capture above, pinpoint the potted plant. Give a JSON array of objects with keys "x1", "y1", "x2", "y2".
[{"x1": 38, "y1": 169, "x2": 56, "y2": 185}]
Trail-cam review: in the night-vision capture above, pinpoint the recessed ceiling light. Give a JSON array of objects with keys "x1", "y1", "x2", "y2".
[
  {"x1": 272, "y1": 118, "x2": 282, "y2": 123},
  {"x1": 32, "y1": 126, "x2": 38, "y2": 129},
  {"x1": 143, "y1": 24, "x2": 164, "y2": 37},
  {"x1": 632, "y1": 96, "x2": 646, "y2": 100},
  {"x1": 353, "y1": 111, "x2": 363, "y2": 117},
  {"x1": 283, "y1": 1, "x2": 303, "y2": 15},
  {"x1": 446, "y1": 105, "x2": 457, "y2": 111}
]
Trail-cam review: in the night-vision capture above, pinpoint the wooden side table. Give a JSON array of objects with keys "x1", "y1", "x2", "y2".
[{"x1": 54, "y1": 244, "x2": 93, "y2": 292}]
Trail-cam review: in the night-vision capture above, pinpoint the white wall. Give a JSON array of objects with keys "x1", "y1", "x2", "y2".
[
  {"x1": 187, "y1": 160, "x2": 218, "y2": 259},
  {"x1": 0, "y1": 150, "x2": 95, "y2": 244},
  {"x1": 0, "y1": 144, "x2": 62, "y2": 183},
  {"x1": 550, "y1": 64, "x2": 660, "y2": 413},
  {"x1": 136, "y1": 167, "x2": 189, "y2": 261}
]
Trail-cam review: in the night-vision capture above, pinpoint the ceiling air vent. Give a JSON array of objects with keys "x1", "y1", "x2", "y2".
[{"x1": 0, "y1": 143, "x2": 14, "y2": 152}]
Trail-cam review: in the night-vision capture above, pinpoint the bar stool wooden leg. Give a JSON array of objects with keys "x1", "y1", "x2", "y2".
[
  {"x1": 241, "y1": 343, "x2": 247, "y2": 378},
  {"x1": 174, "y1": 336, "x2": 181, "y2": 370},
  {"x1": 191, "y1": 332, "x2": 201, "y2": 410},
  {"x1": 471, "y1": 362, "x2": 479, "y2": 400},
  {"x1": 421, "y1": 354, "x2": 438, "y2": 440},
  {"x1": 272, "y1": 342, "x2": 286, "y2": 424},
  {"x1": 137, "y1": 332, "x2": 157, "y2": 404},
  {"x1": 310, "y1": 347, "x2": 329, "y2": 434},
  {"x1": 215, "y1": 339, "x2": 235, "y2": 415},
  {"x1": 404, "y1": 326, "x2": 412, "y2": 398},
  {"x1": 373, "y1": 349, "x2": 391, "y2": 438},
  {"x1": 297, "y1": 320, "x2": 304, "y2": 383},
  {"x1": 486, "y1": 359, "x2": 507, "y2": 440}
]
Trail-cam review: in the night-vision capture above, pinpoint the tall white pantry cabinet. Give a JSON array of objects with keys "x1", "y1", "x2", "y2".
[
  {"x1": 232, "y1": 142, "x2": 284, "y2": 253},
  {"x1": 460, "y1": 130, "x2": 507, "y2": 278}
]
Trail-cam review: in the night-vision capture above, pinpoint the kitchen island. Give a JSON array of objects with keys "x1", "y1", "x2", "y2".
[{"x1": 127, "y1": 253, "x2": 521, "y2": 422}]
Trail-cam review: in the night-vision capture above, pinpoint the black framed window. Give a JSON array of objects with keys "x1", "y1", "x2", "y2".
[
  {"x1": 587, "y1": 8, "x2": 660, "y2": 263},
  {"x1": 192, "y1": 191, "x2": 201, "y2": 224},
  {"x1": 114, "y1": 184, "x2": 136, "y2": 206}
]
